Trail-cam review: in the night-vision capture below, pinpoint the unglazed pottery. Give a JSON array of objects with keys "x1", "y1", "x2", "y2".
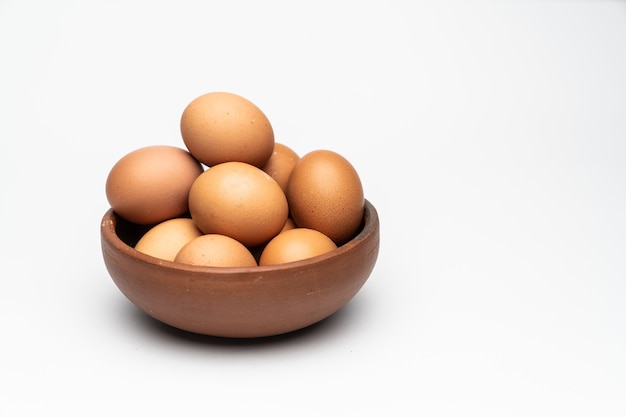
[{"x1": 100, "y1": 200, "x2": 380, "y2": 338}]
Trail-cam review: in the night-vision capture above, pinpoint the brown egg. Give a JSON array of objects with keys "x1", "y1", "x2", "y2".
[
  {"x1": 248, "y1": 217, "x2": 297, "y2": 264},
  {"x1": 105, "y1": 145, "x2": 204, "y2": 224},
  {"x1": 280, "y1": 217, "x2": 296, "y2": 233},
  {"x1": 259, "y1": 228, "x2": 337, "y2": 266},
  {"x1": 180, "y1": 91, "x2": 274, "y2": 168},
  {"x1": 261, "y1": 142, "x2": 300, "y2": 193},
  {"x1": 174, "y1": 234, "x2": 257, "y2": 267},
  {"x1": 188, "y1": 161, "x2": 288, "y2": 247},
  {"x1": 134, "y1": 218, "x2": 202, "y2": 262},
  {"x1": 286, "y1": 150, "x2": 364, "y2": 245}
]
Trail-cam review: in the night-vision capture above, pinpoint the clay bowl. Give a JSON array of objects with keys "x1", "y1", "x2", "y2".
[{"x1": 100, "y1": 200, "x2": 380, "y2": 338}]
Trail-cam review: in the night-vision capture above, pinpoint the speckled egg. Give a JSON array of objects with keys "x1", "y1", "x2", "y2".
[
  {"x1": 261, "y1": 142, "x2": 300, "y2": 193},
  {"x1": 180, "y1": 92, "x2": 274, "y2": 168},
  {"x1": 188, "y1": 161, "x2": 288, "y2": 247},
  {"x1": 286, "y1": 150, "x2": 364, "y2": 245}
]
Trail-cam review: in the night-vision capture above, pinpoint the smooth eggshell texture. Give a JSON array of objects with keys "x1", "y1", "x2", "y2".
[
  {"x1": 134, "y1": 218, "x2": 202, "y2": 262},
  {"x1": 174, "y1": 234, "x2": 257, "y2": 267},
  {"x1": 105, "y1": 145, "x2": 204, "y2": 225},
  {"x1": 180, "y1": 91, "x2": 274, "y2": 168},
  {"x1": 188, "y1": 161, "x2": 289, "y2": 247},
  {"x1": 286, "y1": 150, "x2": 364, "y2": 245},
  {"x1": 259, "y1": 228, "x2": 337, "y2": 266},
  {"x1": 280, "y1": 217, "x2": 296, "y2": 233},
  {"x1": 261, "y1": 142, "x2": 300, "y2": 193}
]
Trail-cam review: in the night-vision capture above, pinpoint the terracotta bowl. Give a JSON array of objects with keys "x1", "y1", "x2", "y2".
[{"x1": 100, "y1": 200, "x2": 380, "y2": 338}]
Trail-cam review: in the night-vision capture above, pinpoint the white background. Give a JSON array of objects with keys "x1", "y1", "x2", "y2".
[{"x1": 1, "y1": 0, "x2": 625, "y2": 415}]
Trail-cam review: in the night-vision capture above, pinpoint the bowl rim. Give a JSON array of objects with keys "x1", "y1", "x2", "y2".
[{"x1": 101, "y1": 199, "x2": 379, "y2": 275}]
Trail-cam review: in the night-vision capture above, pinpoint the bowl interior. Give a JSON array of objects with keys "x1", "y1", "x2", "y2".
[{"x1": 108, "y1": 200, "x2": 378, "y2": 273}]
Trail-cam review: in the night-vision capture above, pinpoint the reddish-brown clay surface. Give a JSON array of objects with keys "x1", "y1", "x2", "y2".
[{"x1": 101, "y1": 200, "x2": 380, "y2": 338}]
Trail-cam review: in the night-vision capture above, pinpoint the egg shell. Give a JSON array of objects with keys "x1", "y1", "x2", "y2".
[
  {"x1": 261, "y1": 142, "x2": 300, "y2": 193},
  {"x1": 180, "y1": 91, "x2": 274, "y2": 168},
  {"x1": 286, "y1": 149, "x2": 364, "y2": 245},
  {"x1": 174, "y1": 234, "x2": 257, "y2": 267},
  {"x1": 259, "y1": 228, "x2": 337, "y2": 266},
  {"x1": 188, "y1": 161, "x2": 289, "y2": 247},
  {"x1": 105, "y1": 145, "x2": 204, "y2": 225},
  {"x1": 280, "y1": 217, "x2": 296, "y2": 233},
  {"x1": 134, "y1": 218, "x2": 202, "y2": 262}
]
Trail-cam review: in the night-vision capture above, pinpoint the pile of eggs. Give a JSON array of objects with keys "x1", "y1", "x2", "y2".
[{"x1": 105, "y1": 91, "x2": 365, "y2": 267}]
